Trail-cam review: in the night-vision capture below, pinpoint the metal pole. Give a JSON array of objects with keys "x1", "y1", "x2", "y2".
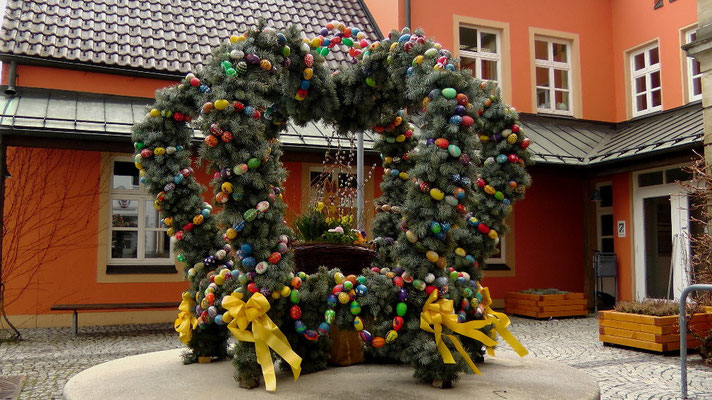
[
  {"x1": 356, "y1": 130, "x2": 364, "y2": 231},
  {"x1": 679, "y1": 284, "x2": 712, "y2": 399},
  {"x1": 405, "y1": 0, "x2": 411, "y2": 30}
]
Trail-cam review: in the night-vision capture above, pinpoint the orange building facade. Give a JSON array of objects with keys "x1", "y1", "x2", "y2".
[{"x1": 0, "y1": 0, "x2": 705, "y2": 328}]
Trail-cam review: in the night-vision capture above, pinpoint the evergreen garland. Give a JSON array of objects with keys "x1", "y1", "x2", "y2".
[{"x1": 132, "y1": 22, "x2": 532, "y2": 391}]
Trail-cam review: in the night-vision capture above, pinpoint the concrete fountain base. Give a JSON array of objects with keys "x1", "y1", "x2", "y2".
[{"x1": 63, "y1": 348, "x2": 599, "y2": 399}]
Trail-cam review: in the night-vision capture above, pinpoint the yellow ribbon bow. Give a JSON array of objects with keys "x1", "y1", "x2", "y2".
[
  {"x1": 420, "y1": 289, "x2": 499, "y2": 374},
  {"x1": 479, "y1": 283, "x2": 528, "y2": 357},
  {"x1": 222, "y1": 292, "x2": 302, "y2": 392},
  {"x1": 174, "y1": 292, "x2": 198, "y2": 345}
]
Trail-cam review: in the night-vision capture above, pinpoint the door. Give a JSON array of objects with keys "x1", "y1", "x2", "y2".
[{"x1": 634, "y1": 184, "x2": 690, "y2": 300}]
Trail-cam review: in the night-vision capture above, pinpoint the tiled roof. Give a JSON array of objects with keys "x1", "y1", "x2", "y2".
[
  {"x1": 0, "y1": 88, "x2": 375, "y2": 150},
  {"x1": 0, "y1": 0, "x2": 382, "y2": 73}
]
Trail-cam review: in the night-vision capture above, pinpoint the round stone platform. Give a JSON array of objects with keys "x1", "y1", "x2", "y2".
[{"x1": 63, "y1": 349, "x2": 600, "y2": 399}]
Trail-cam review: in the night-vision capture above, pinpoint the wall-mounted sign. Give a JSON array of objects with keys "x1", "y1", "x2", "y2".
[{"x1": 617, "y1": 221, "x2": 626, "y2": 238}]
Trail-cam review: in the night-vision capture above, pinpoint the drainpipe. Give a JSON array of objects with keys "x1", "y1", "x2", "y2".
[
  {"x1": 4, "y1": 61, "x2": 16, "y2": 96},
  {"x1": 405, "y1": 0, "x2": 411, "y2": 29}
]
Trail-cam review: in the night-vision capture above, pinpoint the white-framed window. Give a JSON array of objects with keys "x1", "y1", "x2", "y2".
[
  {"x1": 485, "y1": 237, "x2": 506, "y2": 265},
  {"x1": 109, "y1": 157, "x2": 171, "y2": 265},
  {"x1": 458, "y1": 25, "x2": 501, "y2": 86},
  {"x1": 629, "y1": 42, "x2": 662, "y2": 117},
  {"x1": 534, "y1": 37, "x2": 573, "y2": 115},
  {"x1": 685, "y1": 29, "x2": 702, "y2": 102}
]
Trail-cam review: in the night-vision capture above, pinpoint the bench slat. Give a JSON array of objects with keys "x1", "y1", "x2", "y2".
[{"x1": 51, "y1": 302, "x2": 179, "y2": 311}]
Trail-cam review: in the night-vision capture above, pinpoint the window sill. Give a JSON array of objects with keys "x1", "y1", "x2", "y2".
[
  {"x1": 106, "y1": 264, "x2": 178, "y2": 274},
  {"x1": 536, "y1": 109, "x2": 574, "y2": 118},
  {"x1": 483, "y1": 263, "x2": 511, "y2": 271}
]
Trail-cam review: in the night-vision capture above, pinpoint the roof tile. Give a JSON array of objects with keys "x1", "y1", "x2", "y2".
[{"x1": 0, "y1": 0, "x2": 382, "y2": 73}]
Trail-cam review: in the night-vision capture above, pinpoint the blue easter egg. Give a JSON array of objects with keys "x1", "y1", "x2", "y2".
[
  {"x1": 446, "y1": 63, "x2": 455, "y2": 71},
  {"x1": 201, "y1": 209, "x2": 210, "y2": 218},
  {"x1": 351, "y1": 27, "x2": 360, "y2": 36},
  {"x1": 466, "y1": 255, "x2": 475, "y2": 263},
  {"x1": 317, "y1": 322, "x2": 330, "y2": 335},
  {"x1": 326, "y1": 294, "x2": 338, "y2": 307},
  {"x1": 140, "y1": 177, "x2": 147, "y2": 184},
  {"x1": 215, "y1": 314, "x2": 224, "y2": 325},
  {"x1": 355, "y1": 284, "x2": 367, "y2": 296},
  {"x1": 398, "y1": 288, "x2": 408, "y2": 301},
  {"x1": 436, "y1": 277, "x2": 448, "y2": 287},
  {"x1": 503, "y1": 199, "x2": 511, "y2": 205},
  {"x1": 304, "y1": 329, "x2": 319, "y2": 341},
  {"x1": 435, "y1": 232, "x2": 446, "y2": 240},
  {"x1": 359, "y1": 329, "x2": 373, "y2": 343},
  {"x1": 449, "y1": 115, "x2": 462, "y2": 125},
  {"x1": 176, "y1": 146, "x2": 184, "y2": 151},
  {"x1": 399, "y1": 34, "x2": 411, "y2": 42},
  {"x1": 244, "y1": 106, "x2": 254, "y2": 117},
  {"x1": 294, "y1": 320, "x2": 306, "y2": 334},
  {"x1": 199, "y1": 85, "x2": 210, "y2": 93},
  {"x1": 322, "y1": 38, "x2": 330, "y2": 46},
  {"x1": 240, "y1": 243, "x2": 253, "y2": 255},
  {"x1": 496, "y1": 154, "x2": 508, "y2": 163},
  {"x1": 441, "y1": 223, "x2": 451, "y2": 232},
  {"x1": 277, "y1": 33, "x2": 287, "y2": 45},
  {"x1": 234, "y1": 221, "x2": 245, "y2": 232},
  {"x1": 242, "y1": 257, "x2": 256, "y2": 270},
  {"x1": 174, "y1": 174, "x2": 184, "y2": 184},
  {"x1": 406, "y1": 66, "x2": 414, "y2": 76},
  {"x1": 231, "y1": 270, "x2": 239, "y2": 279},
  {"x1": 390, "y1": 169, "x2": 400, "y2": 176},
  {"x1": 300, "y1": 80, "x2": 311, "y2": 90}
]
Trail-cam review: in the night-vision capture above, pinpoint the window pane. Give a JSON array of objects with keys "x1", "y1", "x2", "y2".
[
  {"x1": 461, "y1": 56, "x2": 476, "y2": 76},
  {"x1": 650, "y1": 71, "x2": 661, "y2": 89},
  {"x1": 665, "y1": 168, "x2": 692, "y2": 183},
  {"x1": 536, "y1": 88, "x2": 550, "y2": 109},
  {"x1": 480, "y1": 32, "x2": 497, "y2": 53},
  {"x1": 535, "y1": 40, "x2": 548, "y2": 60},
  {"x1": 638, "y1": 171, "x2": 663, "y2": 187},
  {"x1": 651, "y1": 89, "x2": 661, "y2": 107},
  {"x1": 692, "y1": 60, "x2": 701, "y2": 76},
  {"x1": 536, "y1": 67, "x2": 550, "y2": 87},
  {"x1": 145, "y1": 201, "x2": 162, "y2": 228},
  {"x1": 600, "y1": 214, "x2": 614, "y2": 236},
  {"x1": 145, "y1": 231, "x2": 170, "y2": 258},
  {"x1": 552, "y1": 42, "x2": 567, "y2": 63},
  {"x1": 481, "y1": 59, "x2": 497, "y2": 81},
  {"x1": 689, "y1": 32, "x2": 697, "y2": 42},
  {"x1": 636, "y1": 94, "x2": 647, "y2": 112},
  {"x1": 601, "y1": 238, "x2": 615, "y2": 253},
  {"x1": 693, "y1": 77, "x2": 702, "y2": 96},
  {"x1": 113, "y1": 161, "x2": 139, "y2": 190},
  {"x1": 648, "y1": 47, "x2": 659, "y2": 65},
  {"x1": 310, "y1": 171, "x2": 330, "y2": 188},
  {"x1": 554, "y1": 69, "x2": 568, "y2": 89},
  {"x1": 112, "y1": 199, "x2": 138, "y2": 227},
  {"x1": 633, "y1": 52, "x2": 645, "y2": 71},
  {"x1": 459, "y1": 26, "x2": 478, "y2": 52},
  {"x1": 635, "y1": 76, "x2": 647, "y2": 94},
  {"x1": 599, "y1": 185, "x2": 613, "y2": 207},
  {"x1": 112, "y1": 231, "x2": 138, "y2": 258},
  {"x1": 554, "y1": 90, "x2": 569, "y2": 111}
]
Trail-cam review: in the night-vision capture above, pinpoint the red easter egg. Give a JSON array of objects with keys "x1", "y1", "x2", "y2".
[
  {"x1": 190, "y1": 77, "x2": 200, "y2": 87},
  {"x1": 140, "y1": 148, "x2": 153, "y2": 158},
  {"x1": 173, "y1": 112, "x2": 184, "y2": 122},
  {"x1": 521, "y1": 138, "x2": 531, "y2": 149},
  {"x1": 425, "y1": 285, "x2": 437, "y2": 296},
  {"x1": 477, "y1": 178, "x2": 486, "y2": 188},
  {"x1": 291, "y1": 276, "x2": 302, "y2": 289},
  {"x1": 371, "y1": 337, "x2": 386, "y2": 348},
  {"x1": 393, "y1": 276, "x2": 404, "y2": 287},
  {"x1": 404, "y1": 129, "x2": 413, "y2": 138},
  {"x1": 461, "y1": 115, "x2": 474, "y2": 127},
  {"x1": 508, "y1": 154, "x2": 519, "y2": 163},
  {"x1": 419, "y1": 182, "x2": 430, "y2": 193},
  {"x1": 268, "y1": 252, "x2": 281, "y2": 264},
  {"x1": 233, "y1": 101, "x2": 245, "y2": 112},
  {"x1": 290, "y1": 305, "x2": 302, "y2": 320},
  {"x1": 247, "y1": 283, "x2": 259, "y2": 293},
  {"x1": 512, "y1": 124, "x2": 520, "y2": 133},
  {"x1": 221, "y1": 131, "x2": 233, "y2": 143},
  {"x1": 435, "y1": 138, "x2": 449, "y2": 149},
  {"x1": 204, "y1": 135, "x2": 218, "y2": 147},
  {"x1": 393, "y1": 316, "x2": 404, "y2": 331},
  {"x1": 332, "y1": 284, "x2": 344, "y2": 294},
  {"x1": 183, "y1": 223, "x2": 194, "y2": 232},
  {"x1": 174, "y1": 231, "x2": 184, "y2": 240},
  {"x1": 477, "y1": 223, "x2": 490, "y2": 234},
  {"x1": 205, "y1": 293, "x2": 215, "y2": 305},
  {"x1": 456, "y1": 93, "x2": 468, "y2": 106}
]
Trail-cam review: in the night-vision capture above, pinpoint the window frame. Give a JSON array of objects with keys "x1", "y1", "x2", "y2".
[
  {"x1": 684, "y1": 28, "x2": 702, "y2": 103},
  {"x1": 534, "y1": 36, "x2": 573, "y2": 116},
  {"x1": 629, "y1": 42, "x2": 663, "y2": 117},
  {"x1": 107, "y1": 156, "x2": 172, "y2": 266},
  {"x1": 458, "y1": 24, "x2": 502, "y2": 87},
  {"x1": 595, "y1": 183, "x2": 614, "y2": 253}
]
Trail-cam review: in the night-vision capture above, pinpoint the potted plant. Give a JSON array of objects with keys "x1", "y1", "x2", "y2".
[
  {"x1": 292, "y1": 205, "x2": 374, "y2": 276},
  {"x1": 504, "y1": 288, "x2": 588, "y2": 318},
  {"x1": 598, "y1": 299, "x2": 712, "y2": 352}
]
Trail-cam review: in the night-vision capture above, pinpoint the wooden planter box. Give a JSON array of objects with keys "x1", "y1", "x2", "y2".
[
  {"x1": 504, "y1": 292, "x2": 588, "y2": 318},
  {"x1": 598, "y1": 310, "x2": 712, "y2": 352}
]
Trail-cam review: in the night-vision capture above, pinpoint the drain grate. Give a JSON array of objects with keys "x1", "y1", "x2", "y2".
[{"x1": 0, "y1": 376, "x2": 25, "y2": 400}]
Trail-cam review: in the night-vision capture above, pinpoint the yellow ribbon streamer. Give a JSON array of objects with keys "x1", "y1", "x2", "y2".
[
  {"x1": 479, "y1": 283, "x2": 528, "y2": 357},
  {"x1": 222, "y1": 292, "x2": 302, "y2": 392},
  {"x1": 420, "y1": 289, "x2": 499, "y2": 374},
  {"x1": 174, "y1": 292, "x2": 198, "y2": 345}
]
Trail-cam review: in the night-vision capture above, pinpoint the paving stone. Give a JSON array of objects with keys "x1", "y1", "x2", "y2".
[{"x1": 0, "y1": 315, "x2": 710, "y2": 399}]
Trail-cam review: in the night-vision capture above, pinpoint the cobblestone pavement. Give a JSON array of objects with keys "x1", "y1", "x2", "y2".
[{"x1": 0, "y1": 315, "x2": 710, "y2": 399}]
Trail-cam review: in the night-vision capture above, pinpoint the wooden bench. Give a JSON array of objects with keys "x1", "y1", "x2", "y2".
[{"x1": 50, "y1": 302, "x2": 179, "y2": 336}]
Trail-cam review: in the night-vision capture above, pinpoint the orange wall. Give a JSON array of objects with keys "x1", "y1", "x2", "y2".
[
  {"x1": 2, "y1": 148, "x2": 188, "y2": 316},
  {"x1": 611, "y1": 171, "x2": 634, "y2": 301},
  {"x1": 3, "y1": 64, "x2": 176, "y2": 98},
  {"x1": 365, "y1": 0, "x2": 698, "y2": 122},
  {"x1": 363, "y1": 0, "x2": 403, "y2": 34},
  {"x1": 483, "y1": 167, "x2": 586, "y2": 298},
  {"x1": 610, "y1": 0, "x2": 698, "y2": 120}
]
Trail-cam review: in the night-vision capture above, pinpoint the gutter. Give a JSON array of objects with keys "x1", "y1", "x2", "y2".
[
  {"x1": 4, "y1": 61, "x2": 16, "y2": 96},
  {"x1": 405, "y1": 0, "x2": 411, "y2": 29},
  {"x1": 0, "y1": 54, "x2": 184, "y2": 82}
]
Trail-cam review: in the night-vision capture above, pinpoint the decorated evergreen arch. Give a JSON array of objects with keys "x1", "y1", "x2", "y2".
[{"x1": 132, "y1": 22, "x2": 532, "y2": 392}]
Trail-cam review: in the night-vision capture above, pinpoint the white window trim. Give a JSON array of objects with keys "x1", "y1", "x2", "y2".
[
  {"x1": 485, "y1": 237, "x2": 507, "y2": 265},
  {"x1": 685, "y1": 28, "x2": 702, "y2": 103},
  {"x1": 108, "y1": 156, "x2": 172, "y2": 265},
  {"x1": 458, "y1": 25, "x2": 502, "y2": 87},
  {"x1": 534, "y1": 37, "x2": 573, "y2": 116},
  {"x1": 630, "y1": 42, "x2": 662, "y2": 117}
]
